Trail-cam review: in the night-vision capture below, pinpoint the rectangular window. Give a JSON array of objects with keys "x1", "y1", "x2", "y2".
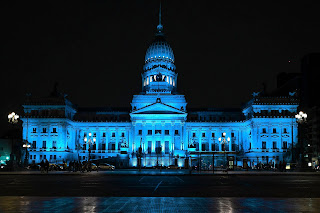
[
  {"x1": 44, "y1": 155, "x2": 46, "y2": 159},
  {"x1": 138, "y1": 130, "x2": 142, "y2": 135},
  {"x1": 93, "y1": 132, "x2": 97, "y2": 137},
  {"x1": 165, "y1": 130, "x2": 169, "y2": 135},
  {"x1": 34, "y1": 155, "x2": 36, "y2": 159},
  {"x1": 50, "y1": 155, "x2": 53, "y2": 160},
  {"x1": 148, "y1": 130, "x2": 152, "y2": 135},
  {"x1": 249, "y1": 143, "x2": 251, "y2": 150},
  {"x1": 40, "y1": 155, "x2": 42, "y2": 159},
  {"x1": 232, "y1": 143, "x2": 236, "y2": 151},
  {"x1": 102, "y1": 143, "x2": 106, "y2": 150},
  {"x1": 231, "y1": 132, "x2": 235, "y2": 137},
  {"x1": 148, "y1": 141, "x2": 152, "y2": 153},
  {"x1": 52, "y1": 128, "x2": 57, "y2": 133},
  {"x1": 42, "y1": 141, "x2": 46, "y2": 149},
  {"x1": 54, "y1": 155, "x2": 56, "y2": 160},
  {"x1": 156, "y1": 141, "x2": 161, "y2": 154},
  {"x1": 221, "y1": 144, "x2": 225, "y2": 151},
  {"x1": 92, "y1": 143, "x2": 96, "y2": 150},
  {"x1": 273, "y1": 141, "x2": 277, "y2": 149},
  {"x1": 102, "y1": 132, "x2": 106, "y2": 137},
  {"x1": 283, "y1": 128, "x2": 287, "y2": 133},
  {"x1": 262, "y1": 128, "x2": 267, "y2": 133},
  {"x1": 262, "y1": 141, "x2": 266, "y2": 149},
  {"x1": 202, "y1": 132, "x2": 205, "y2": 137},
  {"x1": 201, "y1": 143, "x2": 208, "y2": 151},
  {"x1": 84, "y1": 132, "x2": 87, "y2": 137},
  {"x1": 175, "y1": 130, "x2": 179, "y2": 135},
  {"x1": 212, "y1": 143, "x2": 219, "y2": 151},
  {"x1": 165, "y1": 141, "x2": 169, "y2": 154},
  {"x1": 112, "y1": 132, "x2": 115, "y2": 137},
  {"x1": 30, "y1": 155, "x2": 32, "y2": 159},
  {"x1": 273, "y1": 128, "x2": 277, "y2": 133},
  {"x1": 212, "y1": 132, "x2": 215, "y2": 137},
  {"x1": 192, "y1": 132, "x2": 196, "y2": 137},
  {"x1": 282, "y1": 141, "x2": 287, "y2": 149},
  {"x1": 121, "y1": 132, "x2": 125, "y2": 137},
  {"x1": 32, "y1": 128, "x2": 37, "y2": 133},
  {"x1": 155, "y1": 130, "x2": 161, "y2": 134},
  {"x1": 83, "y1": 144, "x2": 86, "y2": 150},
  {"x1": 42, "y1": 128, "x2": 47, "y2": 133},
  {"x1": 52, "y1": 141, "x2": 57, "y2": 149},
  {"x1": 32, "y1": 141, "x2": 36, "y2": 149}
]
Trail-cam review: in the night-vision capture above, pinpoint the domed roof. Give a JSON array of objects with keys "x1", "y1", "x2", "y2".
[{"x1": 144, "y1": 34, "x2": 175, "y2": 63}]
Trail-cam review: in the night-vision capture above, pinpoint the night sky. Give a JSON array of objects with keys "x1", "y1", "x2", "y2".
[{"x1": 1, "y1": 1, "x2": 320, "y2": 135}]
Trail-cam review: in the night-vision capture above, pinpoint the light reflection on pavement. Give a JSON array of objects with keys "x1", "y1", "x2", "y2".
[{"x1": 0, "y1": 197, "x2": 319, "y2": 212}]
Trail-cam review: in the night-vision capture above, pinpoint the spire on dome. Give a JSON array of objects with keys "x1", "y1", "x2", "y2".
[{"x1": 157, "y1": 1, "x2": 163, "y2": 33}]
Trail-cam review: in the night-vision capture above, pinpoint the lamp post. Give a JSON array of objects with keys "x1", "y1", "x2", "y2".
[
  {"x1": 295, "y1": 111, "x2": 308, "y2": 168},
  {"x1": 83, "y1": 133, "x2": 96, "y2": 161},
  {"x1": 219, "y1": 132, "x2": 230, "y2": 170},
  {"x1": 8, "y1": 112, "x2": 19, "y2": 168},
  {"x1": 23, "y1": 142, "x2": 31, "y2": 167}
]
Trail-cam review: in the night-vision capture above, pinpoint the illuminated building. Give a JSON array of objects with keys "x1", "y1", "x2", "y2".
[{"x1": 20, "y1": 12, "x2": 299, "y2": 169}]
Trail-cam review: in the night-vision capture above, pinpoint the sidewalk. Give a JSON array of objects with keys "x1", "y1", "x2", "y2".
[{"x1": 0, "y1": 169, "x2": 319, "y2": 176}]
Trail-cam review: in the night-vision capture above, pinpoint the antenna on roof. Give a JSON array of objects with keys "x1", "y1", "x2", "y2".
[{"x1": 157, "y1": 1, "x2": 163, "y2": 32}]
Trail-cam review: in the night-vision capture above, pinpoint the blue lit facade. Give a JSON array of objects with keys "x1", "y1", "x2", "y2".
[{"x1": 21, "y1": 21, "x2": 299, "y2": 169}]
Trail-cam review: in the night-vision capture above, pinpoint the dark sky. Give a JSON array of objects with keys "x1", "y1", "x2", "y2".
[{"x1": 1, "y1": 1, "x2": 320, "y2": 134}]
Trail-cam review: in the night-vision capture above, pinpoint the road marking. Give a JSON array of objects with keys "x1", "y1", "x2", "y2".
[
  {"x1": 139, "y1": 176, "x2": 145, "y2": 182},
  {"x1": 153, "y1": 181, "x2": 162, "y2": 193},
  {"x1": 175, "y1": 176, "x2": 184, "y2": 182}
]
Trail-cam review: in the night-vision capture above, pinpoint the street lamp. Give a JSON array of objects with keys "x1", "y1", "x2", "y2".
[
  {"x1": 8, "y1": 112, "x2": 19, "y2": 167},
  {"x1": 23, "y1": 142, "x2": 31, "y2": 166},
  {"x1": 83, "y1": 133, "x2": 96, "y2": 161},
  {"x1": 295, "y1": 111, "x2": 309, "y2": 168},
  {"x1": 219, "y1": 132, "x2": 230, "y2": 170},
  {"x1": 295, "y1": 111, "x2": 307, "y2": 123},
  {"x1": 8, "y1": 112, "x2": 19, "y2": 124}
]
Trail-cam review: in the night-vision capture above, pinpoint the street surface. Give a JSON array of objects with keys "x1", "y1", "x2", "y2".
[
  {"x1": 1, "y1": 197, "x2": 320, "y2": 212},
  {"x1": 0, "y1": 173, "x2": 319, "y2": 197}
]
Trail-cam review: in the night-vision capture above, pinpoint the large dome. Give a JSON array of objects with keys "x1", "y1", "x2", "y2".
[{"x1": 144, "y1": 34, "x2": 175, "y2": 64}]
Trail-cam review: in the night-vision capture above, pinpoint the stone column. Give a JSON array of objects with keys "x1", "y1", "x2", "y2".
[
  {"x1": 115, "y1": 128, "x2": 119, "y2": 151},
  {"x1": 198, "y1": 128, "x2": 201, "y2": 151},
  {"x1": 152, "y1": 122, "x2": 155, "y2": 153}
]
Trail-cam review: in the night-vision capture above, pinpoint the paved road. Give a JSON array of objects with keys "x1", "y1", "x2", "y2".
[
  {"x1": 1, "y1": 197, "x2": 320, "y2": 212},
  {"x1": 1, "y1": 174, "x2": 319, "y2": 197}
]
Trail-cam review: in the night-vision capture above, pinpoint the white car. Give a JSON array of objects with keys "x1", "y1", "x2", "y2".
[{"x1": 99, "y1": 163, "x2": 115, "y2": 170}]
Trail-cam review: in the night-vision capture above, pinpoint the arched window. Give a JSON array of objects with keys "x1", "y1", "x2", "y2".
[{"x1": 173, "y1": 79, "x2": 175, "y2": 86}]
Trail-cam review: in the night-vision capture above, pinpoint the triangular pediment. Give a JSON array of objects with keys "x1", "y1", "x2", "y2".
[{"x1": 131, "y1": 102, "x2": 185, "y2": 114}]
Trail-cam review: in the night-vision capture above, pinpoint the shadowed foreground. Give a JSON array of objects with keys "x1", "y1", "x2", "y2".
[
  {"x1": 0, "y1": 174, "x2": 319, "y2": 197},
  {"x1": 0, "y1": 197, "x2": 319, "y2": 212}
]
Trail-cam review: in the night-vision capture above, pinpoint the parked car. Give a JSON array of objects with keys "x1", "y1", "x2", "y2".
[
  {"x1": 26, "y1": 163, "x2": 41, "y2": 171},
  {"x1": 49, "y1": 163, "x2": 63, "y2": 171},
  {"x1": 91, "y1": 163, "x2": 98, "y2": 171},
  {"x1": 167, "y1": 165, "x2": 180, "y2": 169},
  {"x1": 99, "y1": 163, "x2": 115, "y2": 170}
]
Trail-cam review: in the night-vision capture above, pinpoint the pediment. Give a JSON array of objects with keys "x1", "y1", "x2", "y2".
[{"x1": 131, "y1": 102, "x2": 185, "y2": 115}]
